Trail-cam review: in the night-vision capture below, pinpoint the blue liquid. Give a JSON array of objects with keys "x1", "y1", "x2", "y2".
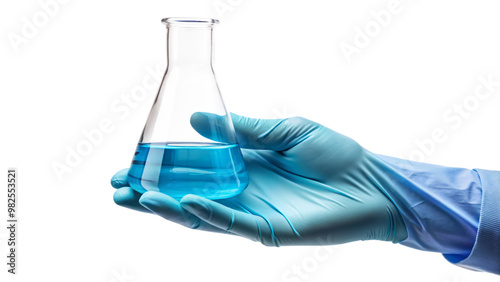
[{"x1": 127, "y1": 142, "x2": 249, "y2": 199}]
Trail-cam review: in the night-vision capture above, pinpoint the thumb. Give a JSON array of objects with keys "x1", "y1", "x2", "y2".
[
  {"x1": 231, "y1": 114, "x2": 321, "y2": 151},
  {"x1": 190, "y1": 112, "x2": 320, "y2": 151}
]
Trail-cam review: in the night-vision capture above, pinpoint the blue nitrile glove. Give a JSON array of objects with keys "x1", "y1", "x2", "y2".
[
  {"x1": 112, "y1": 114, "x2": 408, "y2": 246},
  {"x1": 111, "y1": 114, "x2": 483, "y2": 259}
]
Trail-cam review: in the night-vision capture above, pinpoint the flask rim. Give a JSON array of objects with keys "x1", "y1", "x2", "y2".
[{"x1": 162, "y1": 17, "x2": 219, "y2": 27}]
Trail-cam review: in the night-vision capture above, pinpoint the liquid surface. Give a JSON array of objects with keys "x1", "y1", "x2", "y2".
[{"x1": 128, "y1": 142, "x2": 249, "y2": 199}]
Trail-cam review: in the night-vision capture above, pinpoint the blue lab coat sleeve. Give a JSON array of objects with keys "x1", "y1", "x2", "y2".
[
  {"x1": 376, "y1": 155, "x2": 499, "y2": 274},
  {"x1": 444, "y1": 169, "x2": 500, "y2": 274}
]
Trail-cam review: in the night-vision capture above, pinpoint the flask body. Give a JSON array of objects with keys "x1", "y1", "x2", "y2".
[{"x1": 127, "y1": 18, "x2": 248, "y2": 199}]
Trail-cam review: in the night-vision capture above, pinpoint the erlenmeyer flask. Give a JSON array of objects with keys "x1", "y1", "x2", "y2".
[{"x1": 127, "y1": 17, "x2": 249, "y2": 200}]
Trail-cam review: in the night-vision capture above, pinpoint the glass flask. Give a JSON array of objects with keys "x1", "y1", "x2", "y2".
[{"x1": 127, "y1": 17, "x2": 249, "y2": 200}]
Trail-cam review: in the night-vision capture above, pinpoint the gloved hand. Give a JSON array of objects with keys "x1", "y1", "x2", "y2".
[{"x1": 111, "y1": 114, "x2": 409, "y2": 246}]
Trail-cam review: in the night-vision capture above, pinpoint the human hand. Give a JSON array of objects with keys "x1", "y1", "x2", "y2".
[{"x1": 111, "y1": 114, "x2": 408, "y2": 246}]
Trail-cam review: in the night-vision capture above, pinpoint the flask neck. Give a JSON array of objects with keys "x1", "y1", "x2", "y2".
[{"x1": 167, "y1": 26, "x2": 213, "y2": 68}]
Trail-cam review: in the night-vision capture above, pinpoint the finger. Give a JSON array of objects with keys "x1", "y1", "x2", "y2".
[
  {"x1": 189, "y1": 112, "x2": 236, "y2": 144},
  {"x1": 110, "y1": 168, "x2": 130, "y2": 188},
  {"x1": 113, "y1": 187, "x2": 151, "y2": 213},
  {"x1": 180, "y1": 194, "x2": 276, "y2": 245},
  {"x1": 190, "y1": 112, "x2": 320, "y2": 151},
  {"x1": 139, "y1": 191, "x2": 228, "y2": 233}
]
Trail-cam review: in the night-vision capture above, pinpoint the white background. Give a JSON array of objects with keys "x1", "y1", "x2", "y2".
[{"x1": 1, "y1": 0, "x2": 500, "y2": 281}]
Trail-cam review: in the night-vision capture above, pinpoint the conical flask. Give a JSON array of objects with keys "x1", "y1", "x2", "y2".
[{"x1": 127, "y1": 18, "x2": 249, "y2": 200}]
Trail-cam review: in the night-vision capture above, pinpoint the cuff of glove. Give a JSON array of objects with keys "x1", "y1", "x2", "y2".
[{"x1": 443, "y1": 169, "x2": 500, "y2": 274}]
